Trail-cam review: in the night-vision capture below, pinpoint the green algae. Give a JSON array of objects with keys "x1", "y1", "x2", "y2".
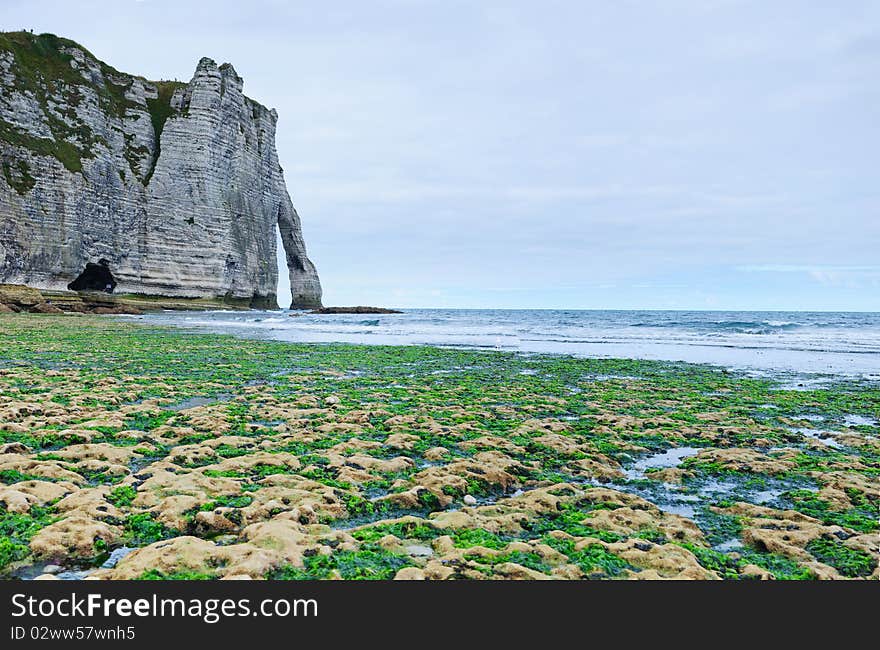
[
  {"x1": 123, "y1": 513, "x2": 175, "y2": 546},
  {"x1": 271, "y1": 544, "x2": 413, "y2": 580},
  {"x1": 0, "y1": 314, "x2": 877, "y2": 580},
  {"x1": 0, "y1": 506, "x2": 58, "y2": 571},
  {"x1": 806, "y1": 538, "x2": 875, "y2": 578}
]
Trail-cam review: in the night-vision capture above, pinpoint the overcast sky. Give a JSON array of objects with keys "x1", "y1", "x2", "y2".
[{"x1": 4, "y1": 1, "x2": 878, "y2": 310}]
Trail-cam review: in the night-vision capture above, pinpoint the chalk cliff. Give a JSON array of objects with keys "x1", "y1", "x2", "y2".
[{"x1": 0, "y1": 32, "x2": 322, "y2": 308}]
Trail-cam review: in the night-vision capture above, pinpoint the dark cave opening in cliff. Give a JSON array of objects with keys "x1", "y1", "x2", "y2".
[{"x1": 67, "y1": 259, "x2": 117, "y2": 293}]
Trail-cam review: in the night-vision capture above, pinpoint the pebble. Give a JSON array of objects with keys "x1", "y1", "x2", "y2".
[
  {"x1": 463, "y1": 494, "x2": 477, "y2": 506},
  {"x1": 325, "y1": 395, "x2": 340, "y2": 406},
  {"x1": 42, "y1": 564, "x2": 63, "y2": 574}
]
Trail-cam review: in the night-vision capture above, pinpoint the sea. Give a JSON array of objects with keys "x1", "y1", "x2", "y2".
[{"x1": 131, "y1": 309, "x2": 880, "y2": 379}]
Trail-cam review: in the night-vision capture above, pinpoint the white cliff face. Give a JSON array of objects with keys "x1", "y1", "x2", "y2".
[{"x1": 0, "y1": 32, "x2": 322, "y2": 308}]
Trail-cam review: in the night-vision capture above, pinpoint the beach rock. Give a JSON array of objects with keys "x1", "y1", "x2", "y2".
[
  {"x1": 133, "y1": 467, "x2": 241, "y2": 511},
  {"x1": 493, "y1": 562, "x2": 553, "y2": 580},
  {"x1": 410, "y1": 453, "x2": 522, "y2": 502},
  {"x1": 193, "y1": 510, "x2": 239, "y2": 535},
  {"x1": 586, "y1": 505, "x2": 703, "y2": 542},
  {"x1": 201, "y1": 450, "x2": 301, "y2": 475},
  {"x1": 741, "y1": 564, "x2": 775, "y2": 579},
  {"x1": 385, "y1": 433, "x2": 419, "y2": 450},
  {"x1": 332, "y1": 453, "x2": 413, "y2": 474},
  {"x1": 0, "y1": 442, "x2": 30, "y2": 454},
  {"x1": 0, "y1": 480, "x2": 74, "y2": 508},
  {"x1": 394, "y1": 567, "x2": 426, "y2": 580},
  {"x1": 843, "y1": 533, "x2": 879, "y2": 556},
  {"x1": 0, "y1": 488, "x2": 34, "y2": 513},
  {"x1": 690, "y1": 448, "x2": 795, "y2": 475},
  {"x1": 91, "y1": 306, "x2": 143, "y2": 315},
  {"x1": 0, "y1": 284, "x2": 42, "y2": 307},
  {"x1": 611, "y1": 540, "x2": 717, "y2": 580},
  {"x1": 0, "y1": 455, "x2": 85, "y2": 484},
  {"x1": 54, "y1": 486, "x2": 124, "y2": 521},
  {"x1": 60, "y1": 301, "x2": 90, "y2": 313},
  {"x1": 97, "y1": 536, "x2": 221, "y2": 579},
  {"x1": 569, "y1": 455, "x2": 625, "y2": 481},
  {"x1": 29, "y1": 515, "x2": 121, "y2": 559},
  {"x1": 423, "y1": 561, "x2": 455, "y2": 580},
  {"x1": 241, "y1": 518, "x2": 310, "y2": 564},
  {"x1": 463, "y1": 494, "x2": 477, "y2": 506},
  {"x1": 459, "y1": 435, "x2": 526, "y2": 455},
  {"x1": 29, "y1": 302, "x2": 63, "y2": 314},
  {"x1": 96, "y1": 535, "x2": 296, "y2": 579},
  {"x1": 816, "y1": 472, "x2": 879, "y2": 500},
  {"x1": 0, "y1": 32, "x2": 321, "y2": 309},
  {"x1": 51, "y1": 443, "x2": 142, "y2": 465},
  {"x1": 721, "y1": 502, "x2": 844, "y2": 561}
]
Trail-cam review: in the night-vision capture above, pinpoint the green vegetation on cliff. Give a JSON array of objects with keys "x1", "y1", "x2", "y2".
[
  {"x1": 0, "y1": 31, "x2": 182, "y2": 180},
  {"x1": 1, "y1": 157, "x2": 36, "y2": 194},
  {"x1": 144, "y1": 80, "x2": 185, "y2": 184}
]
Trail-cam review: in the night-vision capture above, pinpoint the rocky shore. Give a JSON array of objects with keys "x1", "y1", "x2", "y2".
[
  {"x1": 0, "y1": 283, "x2": 269, "y2": 315},
  {"x1": 308, "y1": 307, "x2": 403, "y2": 315},
  {"x1": 0, "y1": 315, "x2": 877, "y2": 580}
]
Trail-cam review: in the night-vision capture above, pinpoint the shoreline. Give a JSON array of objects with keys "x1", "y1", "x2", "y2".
[
  {"x1": 0, "y1": 314, "x2": 877, "y2": 581},
  {"x1": 132, "y1": 308, "x2": 880, "y2": 378}
]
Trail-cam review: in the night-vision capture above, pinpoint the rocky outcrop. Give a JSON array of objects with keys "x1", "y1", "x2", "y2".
[
  {"x1": 0, "y1": 283, "x2": 42, "y2": 310},
  {"x1": 0, "y1": 32, "x2": 321, "y2": 309},
  {"x1": 309, "y1": 306, "x2": 403, "y2": 314},
  {"x1": 0, "y1": 283, "x2": 143, "y2": 314}
]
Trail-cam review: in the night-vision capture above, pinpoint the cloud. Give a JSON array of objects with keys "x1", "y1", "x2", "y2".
[{"x1": 6, "y1": 0, "x2": 877, "y2": 309}]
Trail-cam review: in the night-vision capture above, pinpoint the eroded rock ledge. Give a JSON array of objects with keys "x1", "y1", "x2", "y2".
[{"x1": 0, "y1": 283, "x2": 261, "y2": 314}]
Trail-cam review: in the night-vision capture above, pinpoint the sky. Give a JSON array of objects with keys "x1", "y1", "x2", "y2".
[{"x1": 3, "y1": 0, "x2": 878, "y2": 310}]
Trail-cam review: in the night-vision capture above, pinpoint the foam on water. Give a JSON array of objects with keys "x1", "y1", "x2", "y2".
[
  {"x1": 129, "y1": 309, "x2": 880, "y2": 376},
  {"x1": 844, "y1": 414, "x2": 878, "y2": 427}
]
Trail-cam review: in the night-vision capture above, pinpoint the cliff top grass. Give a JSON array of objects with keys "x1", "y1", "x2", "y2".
[
  {"x1": 0, "y1": 30, "x2": 182, "y2": 112},
  {"x1": 0, "y1": 31, "x2": 103, "y2": 92},
  {"x1": 0, "y1": 31, "x2": 185, "y2": 180},
  {"x1": 0, "y1": 315, "x2": 877, "y2": 580}
]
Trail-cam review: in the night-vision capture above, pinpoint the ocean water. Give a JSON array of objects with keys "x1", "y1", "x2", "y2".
[{"x1": 132, "y1": 309, "x2": 880, "y2": 378}]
